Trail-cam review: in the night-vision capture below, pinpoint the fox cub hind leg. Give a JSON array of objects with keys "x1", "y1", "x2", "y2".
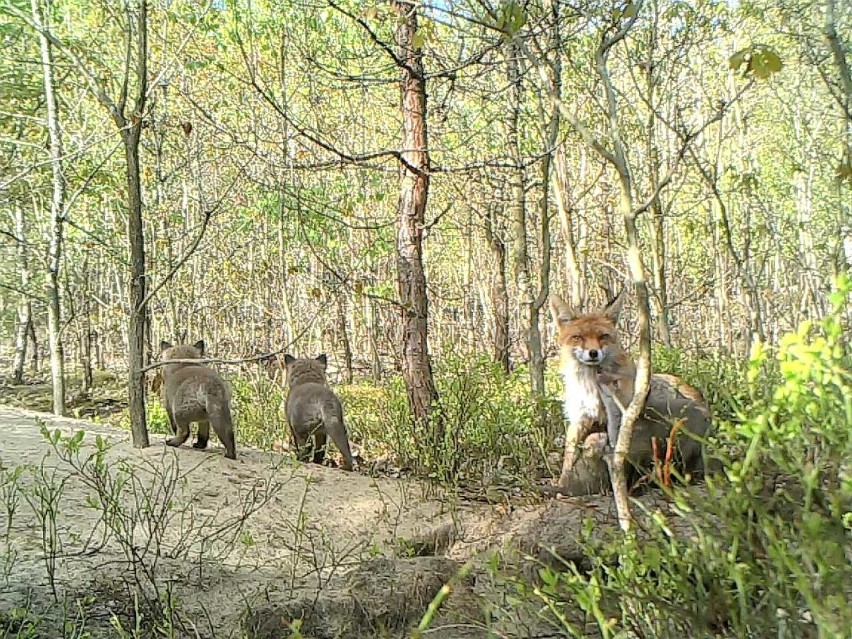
[
  {"x1": 166, "y1": 417, "x2": 191, "y2": 449},
  {"x1": 193, "y1": 421, "x2": 210, "y2": 449}
]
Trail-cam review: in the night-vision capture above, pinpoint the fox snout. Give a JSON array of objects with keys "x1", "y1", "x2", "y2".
[{"x1": 573, "y1": 346, "x2": 609, "y2": 365}]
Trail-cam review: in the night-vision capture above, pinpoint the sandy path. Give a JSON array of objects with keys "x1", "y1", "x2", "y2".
[{"x1": 0, "y1": 406, "x2": 491, "y2": 636}]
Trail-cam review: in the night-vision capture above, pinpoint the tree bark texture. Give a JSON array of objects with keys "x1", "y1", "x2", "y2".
[
  {"x1": 122, "y1": 0, "x2": 150, "y2": 449},
  {"x1": 484, "y1": 203, "x2": 510, "y2": 373},
  {"x1": 393, "y1": 0, "x2": 440, "y2": 438},
  {"x1": 596, "y1": 25, "x2": 653, "y2": 532},
  {"x1": 505, "y1": 42, "x2": 546, "y2": 395}
]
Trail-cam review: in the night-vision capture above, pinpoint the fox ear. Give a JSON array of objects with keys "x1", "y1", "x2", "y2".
[
  {"x1": 602, "y1": 289, "x2": 625, "y2": 323},
  {"x1": 284, "y1": 354, "x2": 296, "y2": 366},
  {"x1": 549, "y1": 294, "x2": 576, "y2": 325},
  {"x1": 259, "y1": 353, "x2": 277, "y2": 368},
  {"x1": 160, "y1": 340, "x2": 172, "y2": 352},
  {"x1": 315, "y1": 353, "x2": 328, "y2": 367},
  {"x1": 193, "y1": 340, "x2": 205, "y2": 355}
]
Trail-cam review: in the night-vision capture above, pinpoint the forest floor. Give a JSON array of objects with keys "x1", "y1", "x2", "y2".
[{"x1": 0, "y1": 374, "x2": 682, "y2": 638}]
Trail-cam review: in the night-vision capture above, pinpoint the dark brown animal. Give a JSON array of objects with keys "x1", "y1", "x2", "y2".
[{"x1": 596, "y1": 366, "x2": 712, "y2": 483}]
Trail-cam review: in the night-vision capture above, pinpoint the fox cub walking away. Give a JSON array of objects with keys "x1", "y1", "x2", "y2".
[
  {"x1": 159, "y1": 340, "x2": 237, "y2": 459},
  {"x1": 282, "y1": 354, "x2": 354, "y2": 471}
]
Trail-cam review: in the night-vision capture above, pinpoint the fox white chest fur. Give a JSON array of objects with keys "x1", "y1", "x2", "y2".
[{"x1": 559, "y1": 355, "x2": 607, "y2": 426}]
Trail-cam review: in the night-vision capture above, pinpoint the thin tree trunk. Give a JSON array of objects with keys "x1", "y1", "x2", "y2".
[
  {"x1": 364, "y1": 296, "x2": 382, "y2": 381},
  {"x1": 32, "y1": 0, "x2": 66, "y2": 415},
  {"x1": 648, "y1": 182, "x2": 672, "y2": 345},
  {"x1": 28, "y1": 320, "x2": 39, "y2": 373},
  {"x1": 393, "y1": 0, "x2": 440, "y2": 440},
  {"x1": 336, "y1": 292, "x2": 353, "y2": 384},
  {"x1": 484, "y1": 203, "x2": 510, "y2": 373},
  {"x1": 12, "y1": 204, "x2": 32, "y2": 384},
  {"x1": 553, "y1": 146, "x2": 584, "y2": 309},
  {"x1": 12, "y1": 312, "x2": 31, "y2": 384},
  {"x1": 121, "y1": 0, "x2": 150, "y2": 448},
  {"x1": 532, "y1": 13, "x2": 560, "y2": 394},
  {"x1": 278, "y1": 195, "x2": 296, "y2": 347},
  {"x1": 643, "y1": 4, "x2": 672, "y2": 346},
  {"x1": 596, "y1": 24, "x2": 652, "y2": 533},
  {"x1": 505, "y1": 42, "x2": 547, "y2": 395}
]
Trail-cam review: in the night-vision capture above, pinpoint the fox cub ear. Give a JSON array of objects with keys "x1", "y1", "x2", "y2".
[
  {"x1": 193, "y1": 340, "x2": 206, "y2": 355},
  {"x1": 258, "y1": 353, "x2": 279, "y2": 368},
  {"x1": 602, "y1": 290, "x2": 625, "y2": 323},
  {"x1": 549, "y1": 294, "x2": 576, "y2": 325},
  {"x1": 284, "y1": 354, "x2": 296, "y2": 366},
  {"x1": 160, "y1": 340, "x2": 173, "y2": 352},
  {"x1": 315, "y1": 353, "x2": 328, "y2": 367}
]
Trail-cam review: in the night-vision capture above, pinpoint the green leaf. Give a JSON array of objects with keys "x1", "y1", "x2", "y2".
[
  {"x1": 411, "y1": 31, "x2": 425, "y2": 50},
  {"x1": 728, "y1": 48, "x2": 748, "y2": 71},
  {"x1": 730, "y1": 45, "x2": 783, "y2": 80},
  {"x1": 623, "y1": 1, "x2": 637, "y2": 18},
  {"x1": 763, "y1": 49, "x2": 782, "y2": 73}
]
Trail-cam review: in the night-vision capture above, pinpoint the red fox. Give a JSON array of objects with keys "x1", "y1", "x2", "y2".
[{"x1": 550, "y1": 292, "x2": 712, "y2": 493}]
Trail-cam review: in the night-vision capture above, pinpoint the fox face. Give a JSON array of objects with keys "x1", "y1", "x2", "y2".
[
  {"x1": 550, "y1": 293, "x2": 625, "y2": 368},
  {"x1": 561, "y1": 316, "x2": 619, "y2": 365}
]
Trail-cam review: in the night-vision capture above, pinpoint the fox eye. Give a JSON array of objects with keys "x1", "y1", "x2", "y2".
[
  {"x1": 570, "y1": 335, "x2": 582, "y2": 343},
  {"x1": 599, "y1": 333, "x2": 611, "y2": 341}
]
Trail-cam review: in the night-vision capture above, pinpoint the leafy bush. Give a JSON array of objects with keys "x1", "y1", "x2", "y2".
[
  {"x1": 490, "y1": 275, "x2": 852, "y2": 638},
  {"x1": 340, "y1": 355, "x2": 564, "y2": 487},
  {"x1": 229, "y1": 373, "x2": 286, "y2": 451},
  {"x1": 115, "y1": 395, "x2": 172, "y2": 435}
]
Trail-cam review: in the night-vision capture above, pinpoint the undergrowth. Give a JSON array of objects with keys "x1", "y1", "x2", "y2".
[{"x1": 482, "y1": 274, "x2": 852, "y2": 639}]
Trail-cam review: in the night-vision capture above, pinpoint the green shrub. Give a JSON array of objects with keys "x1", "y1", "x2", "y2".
[
  {"x1": 115, "y1": 395, "x2": 172, "y2": 435},
  {"x1": 229, "y1": 373, "x2": 287, "y2": 451},
  {"x1": 340, "y1": 355, "x2": 564, "y2": 487},
  {"x1": 653, "y1": 344, "x2": 755, "y2": 422}
]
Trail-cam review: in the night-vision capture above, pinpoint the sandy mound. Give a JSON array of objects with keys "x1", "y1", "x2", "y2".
[{"x1": 0, "y1": 406, "x2": 660, "y2": 638}]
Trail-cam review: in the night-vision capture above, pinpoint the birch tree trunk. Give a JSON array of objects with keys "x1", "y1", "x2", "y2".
[{"x1": 32, "y1": 0, "x2": 66, "y2": 415}]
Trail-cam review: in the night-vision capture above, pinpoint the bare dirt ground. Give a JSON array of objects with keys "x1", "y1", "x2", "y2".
[{"x1": 0, "y1": 405, "x2": 643, "y2": 638}]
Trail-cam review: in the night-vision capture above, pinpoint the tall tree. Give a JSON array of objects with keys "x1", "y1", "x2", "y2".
[
  {"x1": 31, "y1": 0, "x2": 66, "y2": 415},
  {"x1": 393, "y1": 0, "x2": 440, "y2": 438},
  {"x1": 120, "y1": 0, "x2": 150, "y2": 449}
]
